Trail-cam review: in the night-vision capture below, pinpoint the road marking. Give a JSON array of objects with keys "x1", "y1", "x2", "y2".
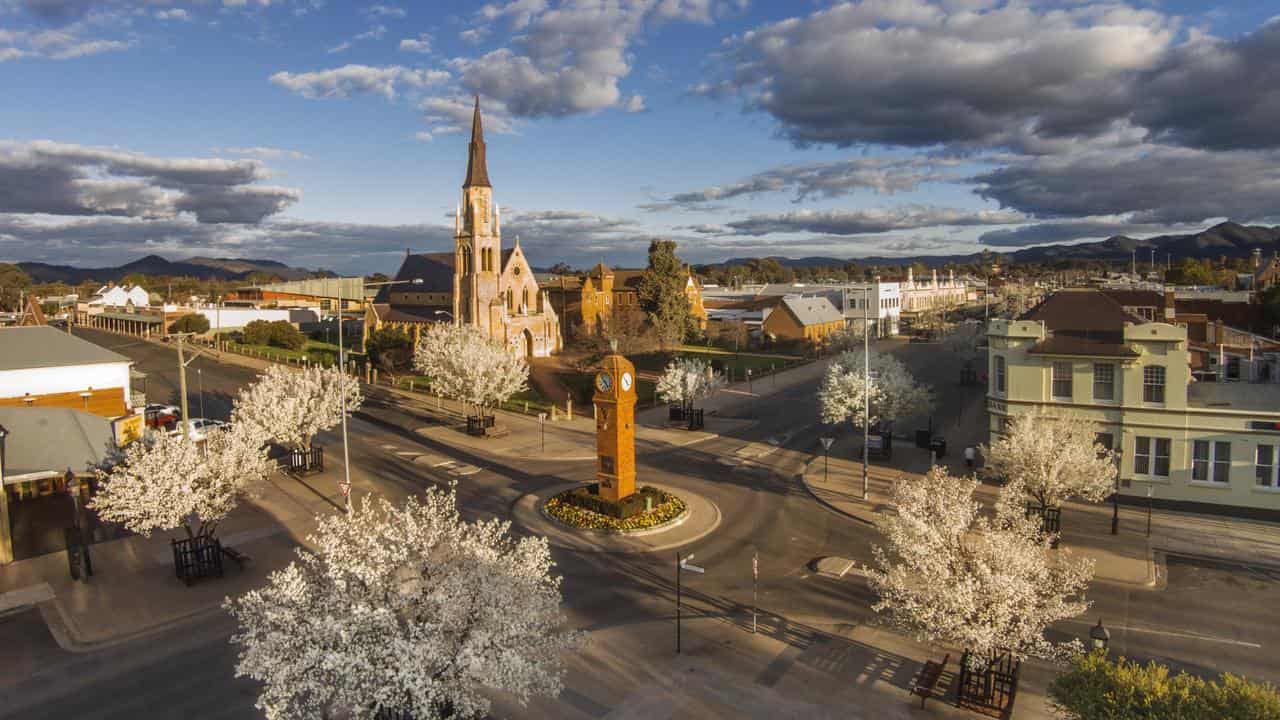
[
  {"x1": 447, "y1": 464, "x2": 481, "y2": 476},
  {"x1": 1062, "y1": 619, "x2": 1262, "y2": 649}
]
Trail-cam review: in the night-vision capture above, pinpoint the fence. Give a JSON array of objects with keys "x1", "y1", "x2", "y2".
[
  {"x1": 172, "y1": 534, "x2": 224, "y2": 586},
  {"x1": 284, "y1": 446, "x2": 325, "y2": 475},
  {"x1": 466, "y1": 415, "x2": 497, "y2": 436},
  {"x1": 957, "y1": 649, "x2": 1020, "y2": 718},
  {"x1": 1026, "y1": 503, "x2": 1062, "y2": 547}
]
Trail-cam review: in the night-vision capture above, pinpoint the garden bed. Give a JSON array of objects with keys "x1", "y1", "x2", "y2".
[{"x1": 543, "y1": 485, "x2": 687, "y2": 533}]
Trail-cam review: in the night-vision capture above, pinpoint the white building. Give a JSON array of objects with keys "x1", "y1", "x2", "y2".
[
  {"x1": 900, "y1": 267, "x2": 969, "y2": 313},
  {"x1": 0, "y1": 326, "x2": 134, "y2": 418},
  {"x1": 704, "y1": 281, "x2": 901, "y2": 337},
  {"x1": 88, "y1": 284, "x2": 151, "y2": 308}
]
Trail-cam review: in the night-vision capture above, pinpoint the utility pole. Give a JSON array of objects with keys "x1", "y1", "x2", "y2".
[
  {"x1": 337, "y1": 282, "x2": 353, "y2": 514},
  {"x1": 177, "y1": 334, "x2": 190, "y2": 441},
  {"x1": 862, "y1": 285, "x2": 870, "y2": 499}
]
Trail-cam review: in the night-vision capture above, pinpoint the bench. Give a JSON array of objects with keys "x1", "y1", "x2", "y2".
[
  {"x1": 911, "y1": 653, "x2": 949, "y2": 708},
  {"x1": 221, "y1": 546, "x2": 251, "y2": 571}
]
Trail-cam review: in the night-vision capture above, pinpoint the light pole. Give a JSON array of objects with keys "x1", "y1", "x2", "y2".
[
  {"x1": 1145, "y1": 484, "x2": 1153, "y2": 537},
  {"x1": 197, "y1": 367, "x2": 205, "y2": 419},
  {"x1": 862, "y1": 285, "x2": 870, "y2": 500},
  {"x1": 1089, "y1": 618, "x2": 1111, "y2": 653},
  {"x1": 337, "y1": 277, "x2": 424, "y2": 514},
  {"x1": 675, "y1": 552, "x2": 704, "y2": 654},
  {"x1": 538, "y1": 412, "x2": 547, "y2": 453}
]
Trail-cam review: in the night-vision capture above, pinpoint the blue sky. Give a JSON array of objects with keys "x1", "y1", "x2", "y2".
[{"x1": 2, "y1": 0, "x2": 1279, "y2": 275}]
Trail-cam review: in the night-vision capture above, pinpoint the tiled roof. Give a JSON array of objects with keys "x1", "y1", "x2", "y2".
[
  {"x1": 376, "y1": 252, "x2": 456, "y2": 301},
  {"x1": 1021, "y1": 289, "x2": 1144, "y2": 357},
  {"x1": 780, "y1": 295, "x2": 844, "y2": 327}
]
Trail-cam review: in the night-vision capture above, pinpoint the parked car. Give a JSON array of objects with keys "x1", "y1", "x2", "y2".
[
  {"x1": 168, "y1": 418, "x2": 227, "y2": 441},
  {"x1": 144, "y1": 404, "x2": 181, "y2": 429}
]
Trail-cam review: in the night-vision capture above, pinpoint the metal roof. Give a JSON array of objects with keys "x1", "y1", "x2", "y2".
[
  {"x1": 0, "y1": 407, "x2": 113, "y2": 478},
  {"x1": 0, "y1": 326, "x2": 131, "y2": 371},
  {"x1": 242, "y1": 277, "x2": 371, "y2": 300},
  {"x1": 779, "y1": 296, "x2": 844, "y2": 327}
]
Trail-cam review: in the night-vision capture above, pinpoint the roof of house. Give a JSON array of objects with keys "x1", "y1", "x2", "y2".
[
  {"x1": 1020, "y1": 290, "x2": 1144, "y2": 357},
  {"x1": 1101, "y1": 289, "x2": 1165, "y2": 309},
  {"x1": 377, "y1": 252, "x2": 457, "y2": 301},
  {"x1": 0, "y1": 326, "x2": 131, "y2": 371},
  {"x1": 0, "y1": 407, "x2": 113, "y2": 477},
  {"x1": 778, "y1": 296, "x2": 844, "y2": 327},
  {"x1": 370, "y1": 303, "x2": 450, "y2": 325}
]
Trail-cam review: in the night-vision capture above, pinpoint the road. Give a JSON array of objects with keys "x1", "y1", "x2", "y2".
[{"x1": 1, "y1": 329, "x2": 1276, "y2": 718}]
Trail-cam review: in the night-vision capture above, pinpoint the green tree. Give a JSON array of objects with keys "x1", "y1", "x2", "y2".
[
  {"x1": 1049, "y1": 651, "x2": 1280, "y2": 720},
  {"x1": 0, "y1": 263, "x2": 33, "y2": 312},
  {"x1": 169, "y1": 313, "x2": 211, "y2": 334},
  {"x1": 365, "y1": 327, "x2": 414, "y2": 376},
  {"x1": 267, "y1": 320, "x2": 305, "y2": 350},
  {"x1": 547, "y1": 262, "x2": 574, "y2": 275},
  {"x1": 637, "y1": 240, "x2": 698, "y2": 348},
  {"x1": 242, "y1": 320, "x2": 273, "y2": 346}
]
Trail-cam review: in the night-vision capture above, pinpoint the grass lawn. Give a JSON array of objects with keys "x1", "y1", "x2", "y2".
[
  {"x1": 225, "y1": 339, "x2": 344, "y2": 366},
  {"x1": 629, "y1": 348, "x2": 804, "y2": 378}
]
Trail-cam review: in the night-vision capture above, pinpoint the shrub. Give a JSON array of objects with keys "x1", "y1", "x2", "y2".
[
  {"x1": 366, "y1": 327, "x2": 413, "y2": 374},
  {"x1": 169, "y1": 313, "x2": 210, "y2": 334},
  {"x1": 1049, "y1": 651, "x2": 1280, "y2": 720},
  {"x1": 242, "y1": 319, "x2": 305, "y2": 350},
  {"x1": 545, "y1": 486, "x2": 686, "y2": 531},
  {"x1": 242, "y1": 320, "x2": 273, "y2": 346}
]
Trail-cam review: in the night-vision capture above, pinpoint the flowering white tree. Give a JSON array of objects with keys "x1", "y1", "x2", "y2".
[
  {"x1": 824, "y1": 323, "x2": 868, "y2": 354},
  {"x1": 942, "y1": 322, "x2": 985, "y2": 366},
  {"x1": 225, "y1": 488, "x2": 582, "y2": 720},
  {"x1": 656, "y1": 357, "x2": 724, "y2": 409},
  {"x1": 984, "y1": 411, "x2": 1118, "y2": 510},
  {"x1": 233, "y1": 364, "x2": 362, "y2": 451},
  {"x1": 91, "y1": 426, "x2": 273, "y2": 539},
  {"x1": 819, "y1": 349, "x2": 932, "y2": 428},
  {"x1": 867, "y1": 468, "x2": 1094, "y2": 667},
  {"x1": 414, "y1": 323, "x2": 528, "y2": 419}
]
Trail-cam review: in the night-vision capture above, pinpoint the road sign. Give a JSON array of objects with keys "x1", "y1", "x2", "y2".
[
  {"x1": 820, "y1": 436, "x2": 835, "y2": 451},
  {"x1": 680, "y1": 558, "x2": 705, "y2": 574}
]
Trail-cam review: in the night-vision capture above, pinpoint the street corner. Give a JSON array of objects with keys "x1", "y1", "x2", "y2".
[{"x1": 510, "y1": 481, "x2": 722, "y2": 554}]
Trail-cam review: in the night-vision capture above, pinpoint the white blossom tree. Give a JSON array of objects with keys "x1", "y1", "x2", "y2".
[
  {"x1": 91, "y1": 426, "x2": 273, "y2": 539},
  {"x1": 824, "y1": 323, "x2": 868, "y2": 354},
  {"x1": 233, "y1": 364, "x2": 363, "y2": 451},
  {"x1": 867, "y1": 468, "x2": 1094, "y2": 668},
  {"x1": 983, "y1": 411, "x2": 1118, "y2": 510},
  {"x1": 656, "y1": 357, "x2": 724, "y2": 410},
  {"x1": 414, "y1": 323, "x2": 528, "y2": 420},
  {"x1": 942, "y1": 322, "x2": 985, "y2": 366},
  {"x1": 225, "y1": 488, "x2": 583, "y2": 720},
  {"x1": 819, "y1": 349, "x2": 932, "y2": 428}
]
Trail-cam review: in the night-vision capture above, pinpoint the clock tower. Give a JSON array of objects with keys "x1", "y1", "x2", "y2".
[{"x1": 593, "y1": 351, "x2": 637, "y2": 502}]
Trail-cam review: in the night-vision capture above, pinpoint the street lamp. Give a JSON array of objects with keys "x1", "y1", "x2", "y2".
[
  {"x1": 197, "y1": 367, "x2": 205, "y2": 419},
  {"x1": 861, "y1": 285, "x2": 870, "y2": 500},
  {"x1": 335, "y1": 277, "x2": 424, "y2": 513},
  {"x1": 1089, "y1": 618, "x2": 1110, "y2": 652}
]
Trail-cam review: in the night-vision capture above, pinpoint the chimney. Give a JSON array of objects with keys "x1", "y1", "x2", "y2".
[
  {"x1": 931, "y1": 269, "x2": 938, "y2": 288},
  {"x1": 907, "y1": 267, "x2": 914, "y2": 288},
  {"x1": 1163, "y1": 289, "x2": 1175, "y2": 321}
]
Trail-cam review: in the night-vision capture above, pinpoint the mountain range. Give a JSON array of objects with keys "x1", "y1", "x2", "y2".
[
  {"x1": 715, "y1": 222, "x2": 1280, "y2": 270},
  {"x1": 16, "y1": 255, "x2": 332, "y2": 284}
]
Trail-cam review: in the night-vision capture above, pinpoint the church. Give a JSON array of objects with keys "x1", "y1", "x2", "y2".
[{"x1": 366, "y1": 98, "x2": 562, "y2": 357}]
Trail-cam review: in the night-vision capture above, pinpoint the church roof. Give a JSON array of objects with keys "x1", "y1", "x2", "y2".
[
  {"x1": 463, "y1": 96, "x2": 490, "y2": 188},
  {"x1": 376, "y1": 252, "x2": 456, "y2": 301}
]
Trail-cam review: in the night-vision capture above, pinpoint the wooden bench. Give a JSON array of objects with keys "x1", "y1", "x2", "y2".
[
  {"x1": 221, "y1": 546, "x2": 251, "y2": 571},
  {"x1": 911, "y1": 653, "x2": 949, "y2": 708}
]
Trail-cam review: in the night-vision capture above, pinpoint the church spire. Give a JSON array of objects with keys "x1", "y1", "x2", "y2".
[{"x1": 463, "y1": 95, "x2": 491, "y2": 188}]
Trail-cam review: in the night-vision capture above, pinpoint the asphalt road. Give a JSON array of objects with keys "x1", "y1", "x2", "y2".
[{"x1": 1, "y1": 329, "x2": 1276, "y2": 718}]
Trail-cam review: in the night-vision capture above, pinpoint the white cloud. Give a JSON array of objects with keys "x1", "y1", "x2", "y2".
[
  {"x1": 212, "y1": 146, "x2": 309, "y2": 160},
  {"x1": 623, "y1": 94, "x2": 645, "y2": 113},
  {"x1": 717, "y1": 206, "x2": 1026, "y2": 237},
  {"x1": 399, "y1": 33, "x2": 431, "y2": 53},
  {"x1": 270, "y1": 64, "x2": 450, "y2": 100},
  {"x1": 155, "y1": 8, "x2": 190, "y2": 21},
  {"x1": 419, "y1": 95, "x2": 516, "y2": 135},
  {"x1": 363, "y1": 4, "x2": 406, "y2": 19},
  {"x1": 326, "y1": 40, "x2": 351, "y2": 54}
]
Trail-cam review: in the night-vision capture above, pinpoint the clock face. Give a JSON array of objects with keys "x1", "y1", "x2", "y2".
[
  {"x1": 620, "y1": 372, "x2": 633, "y2": 392},
  {"x1": 596, "y1": 372, "x2": 613, "y2": 393}
]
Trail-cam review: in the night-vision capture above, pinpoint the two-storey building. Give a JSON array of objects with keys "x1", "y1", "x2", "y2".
[{"x1": 987, "y1": 289, "x2": 1280, "y2": 519}]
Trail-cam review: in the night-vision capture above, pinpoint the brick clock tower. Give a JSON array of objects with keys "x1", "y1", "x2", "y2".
[{"x1": 593, "y1": 352, "x2": 637, "y2": 502}]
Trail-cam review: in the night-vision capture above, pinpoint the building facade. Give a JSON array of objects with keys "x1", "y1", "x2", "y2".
[
  {"x1": 987, "y1": 289, "x2": 1280, "y2": 518},
  {"x1": 900, "y1": 267, "x2": 968, "y2": 313},
  {"x1": 0, "y1": 326, "x2": 135, "y2": 418},
  {"x1": 762, "y1": 296, "x2": 846, "y2": 346},
  {"x1": 544, "y1": 263, "x2": 707, "y2": 338},
  {"x1": 367, "y1": 99, "x2": 561, "y2": 357}
]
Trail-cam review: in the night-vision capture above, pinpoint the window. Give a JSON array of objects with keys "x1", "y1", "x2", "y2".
[
  {"x1": 505, "y1": 289, "x2": 513, "y2": 311},
  {"x1": 1134, "y1": 436, "x2": 1170, "y2": 477},
  {"x1": 1095, "y1": 432, "x2": 1114, "y2": 451},
  {"x1": 994, "y1": 355, "x2": 1006, "y2": 394},
  {"x1": 1192, "y1": 440, "x2": 1210, "y2": 482},
  {"x1": 1052, "y1": 361, "x2": 1073, "y2": 399},
  {"x1": 1093, "y1": 363, "x2": 1115, "y2": 401},
  {"x1": 1257, "y1": 445, "x2": 1276, "y2": 488},
  {"x1": 1143, "y1": 365, "x2": 1165, "y2": 403},
  {"x1": 1193, "y1": 440, "x2": 1230, "y2": 483},
  {"x1": 1213, "y1": 441, "x2": 1231, "y2": 483},
  {"x1": 521, "y1": 288, "x2": 529, "y2": 312}
]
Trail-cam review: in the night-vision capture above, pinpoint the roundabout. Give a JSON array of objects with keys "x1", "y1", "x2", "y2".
[{"x1": 511, "y1": 481, "x2": 721, "y2": 553}]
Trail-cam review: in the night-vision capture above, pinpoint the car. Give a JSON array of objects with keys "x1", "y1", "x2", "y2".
[
  {"x1": 144, "y1": 404, "x2": 182, "y2": 429},
  {"x1": 168, "y1": 418, "x2": 228, "y2": 441}
]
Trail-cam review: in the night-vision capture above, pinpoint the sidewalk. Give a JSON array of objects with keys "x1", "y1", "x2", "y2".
[
  {"x1": 802, "y1": 432, "x2": 1280, "y2": 586},
  {"x1": 0, "y1": 467, "x2": 335, "y2": 650}
]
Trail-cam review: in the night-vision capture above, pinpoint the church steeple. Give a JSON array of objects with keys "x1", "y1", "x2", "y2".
[{"x1": 463, "y1": 96, "x2": 491, "y2": 188}]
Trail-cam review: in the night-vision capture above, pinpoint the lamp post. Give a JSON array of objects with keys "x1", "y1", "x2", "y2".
[
  {"x1": 1089, "y1": 618, "x2": 1110, "y2": 652},
  {"x1": 197, "y1": 367, "x2": 205, "y2": 419},
  {"x1": 1146, "y1": 484, "x2": 1153, "y2": 537},
  {"x1": 862, "y1": 285, "x2": 870, "y2": 500},
  {"x1": 820, "y1": 436, "x2": 834, "y2": 484},
  {"x1": 538, "y1": 412, "x2": 547, "y2": 453},
  {"x1": 337, "y1": 277, "x2": 424, "y2": 514}
]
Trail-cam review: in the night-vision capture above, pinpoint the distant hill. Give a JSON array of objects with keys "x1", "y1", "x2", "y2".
[
  {"x1": 18, "y1": 254, "x2": 333, "y2": 284},
  {"x1": 712, "y1": 222, "x2": 1280, "y2": 270}
]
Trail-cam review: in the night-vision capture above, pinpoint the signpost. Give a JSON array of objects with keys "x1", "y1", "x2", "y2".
[
  {"x1": 820, "y1": 436, "x2": 834, "y2": 483},
  {"x1": 538, "y1": 412, "x2": 547, "y2": 453},
  {"x1": 752, "y1": 550, "x2": 759, "y2": 634}
]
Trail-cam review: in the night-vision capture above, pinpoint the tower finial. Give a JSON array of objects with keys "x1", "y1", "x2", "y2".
[{"x1": 463, "y1": 95, "x2": 491, "y2": 188}]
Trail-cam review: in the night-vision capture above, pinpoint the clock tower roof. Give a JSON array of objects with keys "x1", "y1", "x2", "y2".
[{"x1": 462, "y1": 96, "x2": 491, "y2": 188}]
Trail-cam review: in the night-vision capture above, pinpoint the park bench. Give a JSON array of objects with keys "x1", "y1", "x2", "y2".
[
  {"x1": 911, "y1": 653, "x2": 949, "y2": 708},
  {"x1": 221, "y1": 546, "x2": 251, "y2": 571}
]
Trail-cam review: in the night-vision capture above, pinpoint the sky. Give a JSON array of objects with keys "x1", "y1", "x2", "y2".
[{"x1": 1, "y1": 0, "x2": 1279, "y2": 275}]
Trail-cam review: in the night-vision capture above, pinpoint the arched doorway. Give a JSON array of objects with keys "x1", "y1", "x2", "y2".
[{"x1": 522, "y1": 329, "x2": 534, "y2": 358}]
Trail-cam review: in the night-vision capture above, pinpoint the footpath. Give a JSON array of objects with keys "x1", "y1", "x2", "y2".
[{"x1": 802, "y1": 432, "x2": 1280, "y2": 587}]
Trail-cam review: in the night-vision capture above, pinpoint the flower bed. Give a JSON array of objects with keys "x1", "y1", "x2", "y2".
[{"x1": 544, "y1": 486, "x2": 687, "y2": 532}]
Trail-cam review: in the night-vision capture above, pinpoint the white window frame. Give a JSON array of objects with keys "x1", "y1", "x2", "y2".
[
  {"x1": 1092, "y1": 363, "x2": 1115, "y2": 401},
  {"x1": 1143, "y1": 365, "x2": 1166, "y2": 404},
  {"x1": 1192, "y1": 440, "x2": 1231, "y2": 484},
  {"x1": 1052, "y1": 361, "x2": 1073, "y2": 400},
  {"x1": 1134, "y1": 436, "x2": 1170, "y2": 478},
  {"x1": 1256, "y1": 444, "x2": 1277, "y2": 488}
]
